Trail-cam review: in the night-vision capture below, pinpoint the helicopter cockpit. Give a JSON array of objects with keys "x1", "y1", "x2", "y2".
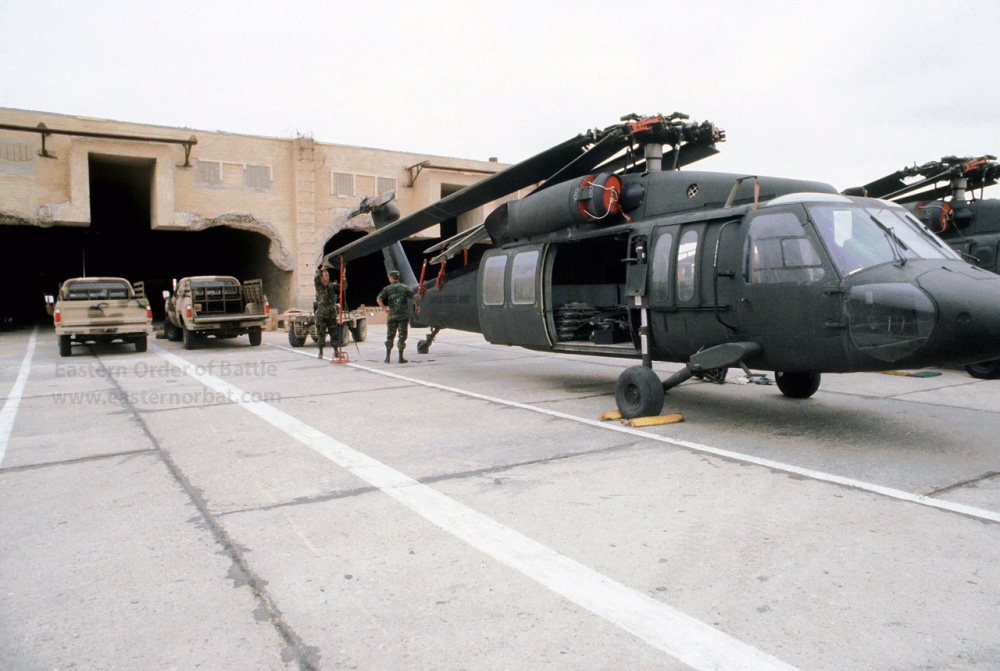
[{"x1": 762, "y1": 194, "x2": 961, "y2": 278}]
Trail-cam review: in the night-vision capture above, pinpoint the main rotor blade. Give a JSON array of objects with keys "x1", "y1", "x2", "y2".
[
  {"x1": 528, "y1": 130, "x2": 628, "y2": 194},
  {"x1": 855, "y1": 172, "x2": 908, "y2": 199},
  {"x1": 323, "y1": 132, "x2": 596, "y2": 265},
  {"x1": 594, "y1": 142, "x2": 720, "y2": 174}
]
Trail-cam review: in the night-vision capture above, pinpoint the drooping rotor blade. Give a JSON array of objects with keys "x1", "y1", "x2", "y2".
[
  {"x1": 857, "y1": 156, "x2": 1000, "y2": 201},
  {"x1": 322, "y1": 131, "x2": 598, "y2": 265},
  {"x1": 853, "y1": 171, "x2": 909, "y2": 199},
  {"x1": 427, "y1": 224, "x2": 492, "y2": 265},
  {"x1": 878, "y1": 169, "x2": 956, "y2": 202},
  {"x1": 528, "y1": 129, "x2": 629, "y2": 194},
  {"x1": 892, "y1": 183, "x2": 965, "y2": 204},
  {"x1": 423, "y1": 222, "x2": 488, "y2": 255}
]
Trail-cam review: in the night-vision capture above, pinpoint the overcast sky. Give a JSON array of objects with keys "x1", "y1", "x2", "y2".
[{"x1": 3, "y1": 0, "x2": 999, "y2": 191}]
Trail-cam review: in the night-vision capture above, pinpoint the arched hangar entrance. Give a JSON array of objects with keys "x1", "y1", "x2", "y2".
[{"x1": 0, "y1": 154, "x2": 292, "y2": 326}]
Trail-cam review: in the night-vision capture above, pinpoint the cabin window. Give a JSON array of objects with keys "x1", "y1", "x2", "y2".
[
  {"x1": 511, "y1": 250, "x2": 538, "y2": 305},
  {"x1": 64, "y1": 281, "x2": 131, "y2": 300},
  {"x1": 676, "y1": 230, "x2": 699, "y2": 302},
  {"x1": 746, "y1": 211, "x2": 825, "y2": 284},
  {"x1": 649, "y1": 232, "x2": 674, "y2": 303},
  {"x1": 482, "y1": 255, "x2": 507, "y2": 305}
]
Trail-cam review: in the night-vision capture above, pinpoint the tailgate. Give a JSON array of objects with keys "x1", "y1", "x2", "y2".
[{"x1": 59, "y1": 299, "x2": 151, "y2": 329}]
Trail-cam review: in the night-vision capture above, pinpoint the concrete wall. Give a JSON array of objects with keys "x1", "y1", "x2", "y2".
[{"x1": 0, "y1": 107, "x2": 510, "y2": 309}]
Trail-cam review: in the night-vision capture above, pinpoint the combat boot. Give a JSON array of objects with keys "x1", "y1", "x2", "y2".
[
  {"x1": 317, "y1": 347, "x2": 324, "y2": 360},
  {"x1": 384, "y1": 345, "x2": 392, "y2": 363},
  {"x1": 398, "y1": 348, "x2": 408, "y2": 364}
]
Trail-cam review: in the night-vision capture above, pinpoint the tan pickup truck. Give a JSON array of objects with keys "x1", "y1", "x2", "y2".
[
  {"x1": 162, "y1": 276, "x2": 269, "y2": 350},
  {"x1": 48, "y1": 277, "x2": 153, "y2": 357}
]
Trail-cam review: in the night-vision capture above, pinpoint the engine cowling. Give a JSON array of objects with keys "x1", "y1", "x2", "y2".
[{"x1": 485, "y1": 173, "x2": 622, "y2": 244}]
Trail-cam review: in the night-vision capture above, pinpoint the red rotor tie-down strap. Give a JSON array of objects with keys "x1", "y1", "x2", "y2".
[
  {"x1": 435, "y1": 262, "x2": 446, "y2": 290},
  {"x1": 417, "y1": 259, "x2": 428, "y2": 298}
]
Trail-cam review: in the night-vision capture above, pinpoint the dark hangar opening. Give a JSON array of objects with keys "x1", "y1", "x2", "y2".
[{"x1": 0, "y1": 154, "x2": 291, "y2": 326}]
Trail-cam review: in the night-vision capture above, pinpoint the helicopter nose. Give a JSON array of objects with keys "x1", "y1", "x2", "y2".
[{"x1": 917, "y1": 266, "x2": 1000, "y2": 365}]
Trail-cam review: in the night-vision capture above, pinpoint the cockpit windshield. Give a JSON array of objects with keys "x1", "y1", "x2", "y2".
[{"x1": 808, "y1": 203, "x2": 960, "y2": 276}]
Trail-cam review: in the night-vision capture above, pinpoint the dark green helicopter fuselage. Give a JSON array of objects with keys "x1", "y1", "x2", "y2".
[{"x1": 412, "y1": 170, "x2": 1000, "y2": 375}]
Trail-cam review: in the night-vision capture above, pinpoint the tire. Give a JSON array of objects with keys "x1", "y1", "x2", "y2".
[
  {"x1": 59, "y1": 335, "x2": 72, "y2": 357},
  {"x1": 248, "y1": 327, "x2": 262, "y2": 347},
  {"x1": 164, "y1": 319, "x2": 182, "y2": 342},
  {"x1": 775, "y1": 371, "x2": 821, "y2": 399},
  {"x1": 288, "y1": 329, "x2": 306, "y2": 347},
  {"x1": 183, "y1": 326, "x2": 197, "y2": 350},
  {"x1": 134, "y1": 335, "x2": 148, "y2": 353},
  {"x1": 615, "y1": 366, "x2": 665, "y2": 419},
  {"x1": 965, "y1": 359, "x2": 1000, "y2": 379},
  {"x1": 417, "y1": 339, "x2": 430, "y2": 354},
  {"x1": 349, "y1": 318, "x2": 367, "y2": 343}
]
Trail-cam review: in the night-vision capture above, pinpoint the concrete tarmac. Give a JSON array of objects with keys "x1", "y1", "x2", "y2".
[{"x1": 1, "y1": 324, "x2": 999, "y2": 670}]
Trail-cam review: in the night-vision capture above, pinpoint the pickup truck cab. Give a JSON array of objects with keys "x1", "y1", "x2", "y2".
[
  {"x1": 50, "y1": 277, "x2": 152, "y2": 357},
  {"x1": 163, "y1": 276, "x2": 269, "y2": 350}
]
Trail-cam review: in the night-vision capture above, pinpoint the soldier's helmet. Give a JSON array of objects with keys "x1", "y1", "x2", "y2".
[{"x1": 388, "y1": 270, "x2": 401, "y2": 279}]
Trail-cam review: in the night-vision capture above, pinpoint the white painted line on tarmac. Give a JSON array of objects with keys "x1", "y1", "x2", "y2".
[
  {"x1": 160, "y1": 344, "x2": 800, "y2": 671},
  {"x1": 272, "y1": 343, "x2": 1000, "y2": 525},
  {"x1": 0, "y1": 327, "x2": 38, "y2": 467}
]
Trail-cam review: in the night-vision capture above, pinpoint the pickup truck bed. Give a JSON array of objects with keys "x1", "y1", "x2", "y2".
[{"x1": 53, "y1": 278, "x2": 152, "y2": 356}]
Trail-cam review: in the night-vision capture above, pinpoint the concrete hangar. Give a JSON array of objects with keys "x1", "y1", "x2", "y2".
[{"x1": 0, "y1": 107, "x2": 511, "y2": 324}]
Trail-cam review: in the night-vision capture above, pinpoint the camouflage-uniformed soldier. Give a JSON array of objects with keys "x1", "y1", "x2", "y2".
[
  {"x1": 314, "y1": 267, "x2": 343, "y2": 359},
  {"x1": 376, "y1": 269, "x2": 418, "y2": 363}
]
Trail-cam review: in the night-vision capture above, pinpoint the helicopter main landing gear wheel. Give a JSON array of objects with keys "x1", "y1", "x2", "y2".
[
  {"x1": 615, "y1": 366, "x2": 665, "y2": 419},
  {"x1": 775, "y1": 371, "x2": 821, "y2": 399},
  {"x1": 965, "y1": 359, "x2": 1000, "y2": 379},
  {"x1": 417, "y1": 326, "x2": 442, "y2": 355}
]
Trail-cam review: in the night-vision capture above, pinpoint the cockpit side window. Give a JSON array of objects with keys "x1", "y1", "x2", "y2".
[
  {"x1": 649, "y1": 231, "x2": 674, "y2": 304},
  {"x1": 676, "y1": 229, "x2": 699, "y2": 302},
  {"x1": 745, "y1": 211, "x2": 825, "y2": 284}
]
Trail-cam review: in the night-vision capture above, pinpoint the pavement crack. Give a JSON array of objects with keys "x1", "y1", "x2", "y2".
[
  {"x1": 219, "y1": 439, "x2": 643, "y2": 517},
  {"x1": 924, "y1": 471, "x2": 1000, "y2": 497},
  {"x1": 90, "y1": 349, "x2": 321, "y2": 671},
  {"x1": 0, "y1": 448, "x2": 157, "y2": 474}
]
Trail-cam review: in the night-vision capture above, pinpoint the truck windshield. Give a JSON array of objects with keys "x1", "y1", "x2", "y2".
[
  {"x1": 808, "y1": 204, "x2": 959, "y2": 276},
  {"x1": 64, "y1": 281, "x2": 131, "y2": 300}
]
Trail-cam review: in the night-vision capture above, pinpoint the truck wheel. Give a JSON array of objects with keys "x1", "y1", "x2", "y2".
[
  {"x1": 288, "y1": 330, "x2": 306, "y2": 347},
  {"x1": 134, "y1": 336, "x2": 148, "y2": 353},
  {"x1": 183, "y1": 326, "x2": 197, "y2": 350},
  {"x1": 164, "y1": 319, "x2": 182, "y2": 342},
  {"x1": 349, "y1": 318, "x2": 367, "y2": 343},
  {"x1": 59, "y1": 335, "x2": 72, "y2": 357},
  {"x1": 775, "y1": 371, "x2": 821, "y2": 398},
  {"x1": 965, "y1": 359, "x2": 1000, "y2": 379},
  {"x1": 248, "y1": 327, "x2": 262, "y2": 346},
  {"x1": 615, "y1": 366, "x2": 665, "y2": 419}
]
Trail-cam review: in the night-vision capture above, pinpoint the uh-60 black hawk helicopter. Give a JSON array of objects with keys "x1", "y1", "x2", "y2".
[
  {"x1": 847, "y1": 154, "x2": 1000, "y2": 378},
  {"x1": 323, "y1": 113, "x2": 1000, "y2": 418}
]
